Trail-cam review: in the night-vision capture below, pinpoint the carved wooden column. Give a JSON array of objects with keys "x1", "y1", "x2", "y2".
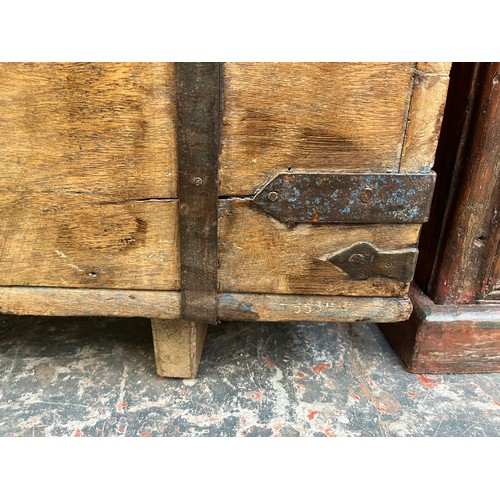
[{"x1": 381, "y1": 63, "x2": 500, "y2": 373}]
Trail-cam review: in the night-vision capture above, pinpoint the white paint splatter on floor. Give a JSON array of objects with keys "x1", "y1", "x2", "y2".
[{"x1": 0, "y1": 316, "x2": 498, "y2": 436}]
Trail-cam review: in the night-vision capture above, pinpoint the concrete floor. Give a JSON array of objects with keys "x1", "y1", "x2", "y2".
[{"x1": 0, "y1": 314, "x2": 498, "y2": 437}]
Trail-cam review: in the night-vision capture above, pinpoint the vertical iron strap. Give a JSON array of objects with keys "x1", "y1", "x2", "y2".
[{"x1": 176, "y1": 63, "x2": 221, "y2": 324}]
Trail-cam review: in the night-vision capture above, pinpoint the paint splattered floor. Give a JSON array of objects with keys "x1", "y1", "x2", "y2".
[{"x1": 0, "y1": 315, "x2": 498, "y2": 437}]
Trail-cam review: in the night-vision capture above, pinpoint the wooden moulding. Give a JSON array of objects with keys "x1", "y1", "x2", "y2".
[
  {"x1": 0, "y1": 287, "x2": 412, "y2": 323},
  {"x1": 381, "y1": 283, "x2": 500, "y2": 374},
  {"x1": 432, "y1": 62, "x2": 500, "y2": 304}
]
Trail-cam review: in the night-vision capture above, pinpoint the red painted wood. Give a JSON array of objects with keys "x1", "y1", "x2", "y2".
[{"x1": 382, "y1": 283, "x2": 500, "y2": 373}]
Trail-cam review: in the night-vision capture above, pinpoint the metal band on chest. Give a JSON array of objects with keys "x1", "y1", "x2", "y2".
[{"x1": 176, "y1": 63, "x2": 221, "y2": 324}]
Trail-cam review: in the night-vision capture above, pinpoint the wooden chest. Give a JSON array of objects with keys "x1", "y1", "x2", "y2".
[{"x1": 0, "y1": 63, "x2": 450, "y2": 377}]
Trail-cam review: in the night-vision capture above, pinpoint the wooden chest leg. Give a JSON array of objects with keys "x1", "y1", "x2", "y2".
[{"x1": 150, "y1": 319, "x2": 207, "y2": 378}]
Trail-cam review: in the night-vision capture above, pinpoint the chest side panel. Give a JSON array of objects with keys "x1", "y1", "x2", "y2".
[
  {"x1": 0, "y1": 63, "x2": 179, "y2": 289},
  {"x1": 220, "y1": 62, "x2": 415, "y2": 196}
]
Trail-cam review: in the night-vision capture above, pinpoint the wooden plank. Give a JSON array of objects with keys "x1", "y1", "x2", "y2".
[
  {"x1": 151, "y1": 319, "x2": 207, "y2": 378},
  {"x1": 219, "y1": 63, "x2": 415, "y2": 195},
  {"x1": 416, "y1": 62, "x2": 452, "y2": 74},
  {"x1": 0, "y1": 286, "x2": 413, "y2": 323},
  {"x1": 0, "y1": 63, "x2": 177, "y2": 199},
  {"x1": 218, "y1": 199, "x2": 421, "y2": 296},
  {"x1": 0, "y1": 287, "x2": 181, "y2": 318},
  {"x1": 176, "y1": 63, "x2": 220, "y2": 324},
  {"x1": 381, "y1": 283, "x2": 500, "y2": 373},
  {"x1": 219, "y1": 293, "x2": 412, "y2": 322},
  {"x1": 399, "y1": 64, "x2": 451, "y2": 172},
  {"x1": 0, "y1": 194, "x2": 179, "y2": 289},
  {"x1": 433, "y1": 63, "x2": 500, "y2": 304},
  {"x1": 414, "y1": 63, "x2": 481, "y2": 293}
]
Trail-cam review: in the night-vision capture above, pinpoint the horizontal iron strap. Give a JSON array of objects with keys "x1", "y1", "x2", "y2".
[
  {"x1": 177, "y1": 63, "x2": 221, "y2": 324},
  {"x1": 251, "y1": 172, "x2": 436, "y2": 224}
]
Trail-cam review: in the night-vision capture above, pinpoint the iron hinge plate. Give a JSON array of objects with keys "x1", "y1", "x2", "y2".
[{"x1": 251, "y1": 172, "x2": 436, "y2": 224}]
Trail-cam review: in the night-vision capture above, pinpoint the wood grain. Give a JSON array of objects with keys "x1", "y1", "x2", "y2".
[
  {"x1": 414, "y1": 63, "x2": 481, "y2": 293},
  {"x1": 218, "y1": 199, "x2": 421, "y2": 296},
  {"x1": 433, "y1": 63, "x2": 500, "y2": 304},
  {"x1": 416, "y1": 62, "x2": 452, "y2": 74},
  {"x1": 399, "y1": 65, "x2": 451, "y2": 172},
  {"x1": 151, "y1": 319, "x2": 207, "y2": 378},
  {"x1": 0, "y1": 63, "x2": 177, "y2": 199},
  {"x1": 219, "y1": 293, "x2": 412, "y2": 322},
  {"x1": 381, "y1": 283, "x2": 500, "y2": 373},
  {"x1": 219, "y1": 63, "x2": 415, "y2": 195},
  {"x1": 0, "y1": 194, "x2": 179, "y2": 289},
  {"x1": 0, "y1": 286, "x2": 413, "y2": 323},
  {"x1": 0, "y1": 287, "x2": 181, "y2": 318}
]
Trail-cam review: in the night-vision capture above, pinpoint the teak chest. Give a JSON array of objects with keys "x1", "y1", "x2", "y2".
[{"x1": 0, "y1": 63, "x2": 450, "y2": 377}]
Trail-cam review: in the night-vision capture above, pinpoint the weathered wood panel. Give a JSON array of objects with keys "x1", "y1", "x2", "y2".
[
  {"x1": 433, "y1": 63, "x2": 500, "y2": 304},
  {"x1": 0, "y1": 286, "x2": 412, "y2": 323},
  {"x1": 218, "y1": 293, "x2": 412, "y2": 322},
  {"x1": 219, "y1": 63, "x2": 415, "y2": 195},
  {"x1": 0, "y1": 287, "x2": 181, "y2": 318},
  {"x1": 0, "y1": 195, "x2": 179, "y2": 289},
  {"x1": 0, "y1": 63, "x2": 177, "y2": 199},
  {"x1": 218, "y1": 199, "x2": 421, "y2": 296},
  {"x1": 414, "y1": 63, "x2": 481, "y2": 293},
  {"x1": 399, "y1": 64, "x2": 451, "y2": 172}
]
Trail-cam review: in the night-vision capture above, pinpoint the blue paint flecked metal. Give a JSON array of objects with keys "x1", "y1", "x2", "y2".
[{"x1": 252, "y1": 172, "x2": 436, "y2": 224}]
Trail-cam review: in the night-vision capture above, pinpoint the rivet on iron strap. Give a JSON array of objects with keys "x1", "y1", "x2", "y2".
[{"x1": 176, "y1": 63, "x2": 221, "y2": 324}]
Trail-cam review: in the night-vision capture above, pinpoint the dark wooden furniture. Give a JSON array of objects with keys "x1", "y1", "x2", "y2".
[{"x1": 382, "y1": 62, "x2": 500, "y2": 373}]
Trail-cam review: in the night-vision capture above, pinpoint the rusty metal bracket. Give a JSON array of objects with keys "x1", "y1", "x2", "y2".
[
  {"x1": 251, "y1": 172, "x2": 436, "y2": 224},
  {"x1": 177, "y1": 63, "x2": 221, "y2": 324},
  {"x1": 327, "y1": 242, "x2": 418, "y2": 282}
]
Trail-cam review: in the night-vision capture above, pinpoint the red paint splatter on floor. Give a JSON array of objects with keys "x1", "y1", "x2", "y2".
[
  {"x1": 493, "y1": 400, "x2": 500, "y2": 406},
  {"x1": 296, "y1": 371, "x2": 306, "y2": 378},
  {"x1": 312, "y1": 362, "x2": 332, "y2": 375},
  {"x1": 376, "y1": 406, "x2": 391, "y2": 414},
  {"x1": 308, "y1": 410, "x2": 320, "y2": 420},
  {"x1": 265, "y1": 355, "x2": 276, "y2": 369},
  {"x1": 417, "y1": 374, "x2": 438, "y2": 389},
  {"x1": 140, "y1": 431, "x2": 152, "y2": 437},
  {"x1": 324, "y1": 427, "x2": 337, "y2": 437},
  {"x1": 74, "y1": 429, "x2": 81, "y2": 437},
  {"x1": 360, "y1": 384, "x2": 371, "y2": 397},
  {"x1": 352, "y1": 394, "x2": 360, "y2": 400},
  {"x1": 245, "y1": 391, "x2": 263, "y2": 401},
  {"x1": 117, "y1": 401, "x2": 128, "y2": 411},
  {"x1": 274, "y1": 423, "x2": 283, "y2": 431},
  {"x1": 408, "y1": 391, "x2": 416, "y2": 398}
]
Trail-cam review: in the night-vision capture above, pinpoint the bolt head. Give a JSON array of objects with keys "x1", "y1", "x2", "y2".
[
  {"x1": 360, "y1": 187, "x2": 373, "y2": 203},
  {"x1": 267, "y1": 191, "x2": 279, "y2": 202},
  {"x1": 193, "y1": 177, "x2": 203, "y2": 186}
]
